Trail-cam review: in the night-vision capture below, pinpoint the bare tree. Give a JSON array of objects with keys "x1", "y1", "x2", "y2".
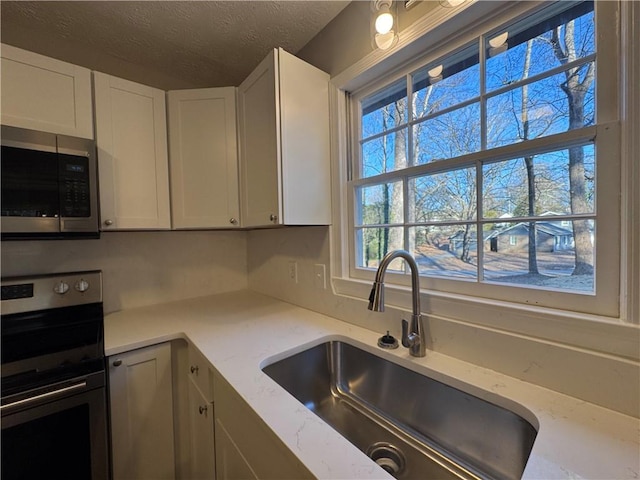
[
  {"x1": 552, "y1": 20, "x2": 595, "y2": 275},
  {"x1": 522, "y1": 40, "x2": 539, "y2": 274}
]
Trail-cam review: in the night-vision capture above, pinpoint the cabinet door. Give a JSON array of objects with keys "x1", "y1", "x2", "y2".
[
  {"x1": 108, "y1": 343, "x2": 175, "y2": 480},
  {"x1": 0, "y1": 44, "x2": 93, "y2": 139},
  {"x1": 278, "y1": 48, "x2": 331, "y2": 225},
  {"x1": 188, "y1": 379, "x2": 216, "y2": 479},
  {"x1": 215, "y1": 418, "x2": 258, "y2": 480},
  {"x1": 238, "y1": 49, "x2": 282, "y2": 227},
  {"x1": 168, "y1": 87, "x2": 240, "y2": 229},
  {"x1": 214, "y1": 372, "x2": 313, "y2": 480},
  {"x1": 94, "y1": 72, "x2": 171, "y2": 230}
]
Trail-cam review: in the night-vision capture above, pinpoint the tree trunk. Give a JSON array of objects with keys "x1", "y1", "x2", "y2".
[
  {"x1": 553, "y1": 22, "x2": 595, "y2": 276},
  {"x1": 522, "y1": 41, "x2": 539, "y2": 274}
]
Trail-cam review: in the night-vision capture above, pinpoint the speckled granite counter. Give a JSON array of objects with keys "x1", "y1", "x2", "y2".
[{"x1": 105, "y1": 290, "x2": 639, "y2": 480}]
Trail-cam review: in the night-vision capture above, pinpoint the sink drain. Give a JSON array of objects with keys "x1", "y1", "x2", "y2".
[{"x1": 367, "y1": 442, "x2": 406, "y2": 476}]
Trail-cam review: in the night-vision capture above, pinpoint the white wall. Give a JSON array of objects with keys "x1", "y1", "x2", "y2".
[
  {"x1": 247, "y1": 225, "x2": 639, "y2": 418},
  {"x1": 1, "y1": 230, "x2": 248, "y2": 314}
]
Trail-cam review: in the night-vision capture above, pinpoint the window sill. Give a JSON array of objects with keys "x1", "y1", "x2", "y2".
[{"x1": 332, "y1": 276, "x2": 639, "y2": 361}]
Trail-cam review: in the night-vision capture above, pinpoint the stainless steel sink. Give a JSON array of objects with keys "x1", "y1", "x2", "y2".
[{"x1": 262, "y1": 340, "x2": 537, "y2": 480}]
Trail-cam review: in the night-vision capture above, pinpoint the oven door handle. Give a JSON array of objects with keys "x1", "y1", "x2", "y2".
[{"x1": 1, "y1": 381, "x2": 87, "y2": 412}]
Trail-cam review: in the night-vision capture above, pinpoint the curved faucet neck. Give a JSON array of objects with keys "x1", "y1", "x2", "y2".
[{"x1": 374, "y1": 250, "x2": 421, "y2": 317}]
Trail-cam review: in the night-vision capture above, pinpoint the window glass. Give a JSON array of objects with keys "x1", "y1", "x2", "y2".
[
  {"x1": 361, "y1": 79, "x2": 407, "y2": 139},
  {"x1": 352, "y1": 1, "x2": 601, "y2": 300},
  {"x1": 361, "y1": 129, "x2": 408, "y2": 177},
  {"x1": 411, "y1": 45, "x2": 479, "y2": 118},
  {"x1": 409, "y1": 167, "x2": 477, "y2": 223},
  {"x1": 356, "y1": 182, "x2": 404, "y2": 226},
  {"x1": 483, "y1": 220, "x2": 595, "y2": 293},
  {"x1": 482, "y1": 144, "x2": 595, "y2": 217},
  {"x1": 357, "y1": 227, "x2": 404, "y2": 270},
  {"x1": 487, "y1": 68, "x2": 595, "y2": 148},
  {"x1": 409, "y1": 225, "x2": 479, "y2": 279},
  {"x1": 485, "y1": 3, "x2": 595, "y2": 92},
  {"x1": 412, "y1": 103, "x2": 481, "y2": 164}
]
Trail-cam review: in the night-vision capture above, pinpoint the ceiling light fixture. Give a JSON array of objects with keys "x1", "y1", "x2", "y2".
[
  {"x1": 439, "y1": 0, "x2": 466, "y2": 7},
  {"x1": 427, "y1": 64, "x2": 444, "y2": 84},
  {"x1": 372, "y1": 0, "x2": 398, "y2": 51},
  {"x1": 488, "y1": 31, "x2": 509, "y2": 56}
]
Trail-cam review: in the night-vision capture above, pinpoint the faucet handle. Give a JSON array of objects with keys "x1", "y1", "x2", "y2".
[{"x1": 401, "y1": 319, "x2": 410, "y2": 347}]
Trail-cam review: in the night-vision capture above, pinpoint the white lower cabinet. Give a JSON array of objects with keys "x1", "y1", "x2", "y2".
[
  {"x1": 214, "y1": 418, "x2": 258, "y2": 480},
  {"x1": 108, "y1": 343, "x2": 176, "y2": 480},
  {"x1": 213, "y1": 371, "x2": 313, "y2": 480},
  {"x1": 186, "y1": 345, "x2": 216, "y2": 479},
  {"x1": 187, "y1": 378, "x2": 216, "y2": 479}
]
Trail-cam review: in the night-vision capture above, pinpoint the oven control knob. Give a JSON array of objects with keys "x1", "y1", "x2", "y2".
[
  {"x1": 75, "y1": 279, "x2": 90, "y2": 293},
  {"x1": 53, "y1": 281, "x2": 70, "y2": 295}
]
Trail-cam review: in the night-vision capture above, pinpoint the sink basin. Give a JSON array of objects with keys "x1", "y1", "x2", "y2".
[{"x1": 262, "y1": 340, "x2": 537, "y2": 480}]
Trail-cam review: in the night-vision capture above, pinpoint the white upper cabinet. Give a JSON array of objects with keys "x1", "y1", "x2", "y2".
[
  {"x1": 0, "y1": 44, "x2": 93, "y2": 139},
  {"x1": 238, "y1": 48, "x2": 331, "y2": 228},
  {"x1": 167, "y1": 87, "x2": 240, "y2": 229},
  {"x1": 94, "y1": 72, "x2": 171, "y2": 230}
]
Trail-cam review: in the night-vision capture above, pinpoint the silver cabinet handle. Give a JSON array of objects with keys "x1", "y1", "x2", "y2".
[
  {"x1": 269, "y1": 214, "x2": 278, "y2": 222},
  {"x1": 190, "y1": 365, "x2": 199, "y2": 374},
  {"x1": 229, "y1": 218, "x2": 238, "y2": 225},
  {"x1": 199, "y1": 405, "x2": 208, "y2": 415},
  {"x1": 104, "y1": 219, "x2": 114, "y2": 226},
  {"x1": 113, "y1": 359, "x2": 122, "y2": 367}
]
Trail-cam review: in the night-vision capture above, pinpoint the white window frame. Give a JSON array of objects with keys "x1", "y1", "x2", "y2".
[{"x1": 327, "y1": 0, "x2": 639, "y2": 360}]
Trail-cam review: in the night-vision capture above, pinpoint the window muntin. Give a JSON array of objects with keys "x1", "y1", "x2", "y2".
[{"x1": 351, "y1": 1, "x2": 603, "y2": 299}]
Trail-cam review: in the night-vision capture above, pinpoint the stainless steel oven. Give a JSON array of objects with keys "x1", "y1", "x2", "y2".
[
  {"x1": 1, "y1": 125, "x2": 99, "y2": 240},
  {"x1": 1, "y1": 271, "x2": 109, "y2": 480}
]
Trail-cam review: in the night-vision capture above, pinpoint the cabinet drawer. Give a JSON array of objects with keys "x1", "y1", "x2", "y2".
[{"x1": 188, "y1": 346, "x2": 213, "y2": 402}]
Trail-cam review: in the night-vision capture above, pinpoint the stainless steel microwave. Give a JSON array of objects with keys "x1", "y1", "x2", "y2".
[{"x1": 1, "y1": 125, "x2": 100, "y2": 240}]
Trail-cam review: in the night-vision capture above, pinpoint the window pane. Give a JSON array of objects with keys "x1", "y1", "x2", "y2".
[
  {"x1": 361, "y1": 128, "x2": 408, "y2": 178},
  {"x1": 411, "y1": 45, "x2": 479, "y2": 119},
  {"x1": 409, "y1": 167, "x2": 477, "y2": 223},
  {"x1": 487, "y1": 66, "x2": 595, "y2": 148},
  {"x1": 410, "y1": 225, "x2": 478, "y2": 279},
  {"x1": 483, "y1": 220, "x2": 594, "y2": 293},
  {"x1": 413, "y1": 102, "x2": 481, "y2": 164},
  {"x1": 356, "y1": 182, "x2": 404, "y2": 226},
  {"x1": 486, "y1": 3, "x2": 595, "y2": 92},
  {"x1": 361, "y1": 79, "x2": 407, "y2": 139},
  {"x1": 483, "y1": 144, "x2": 595, "y2": 217},
  {"x1": 357, "y1": 227, "x2": 404, "y2": 270}
]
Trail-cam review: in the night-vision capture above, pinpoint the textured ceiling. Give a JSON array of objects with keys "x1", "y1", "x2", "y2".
[{"x1": 0, "y1": 1, "x2": 350, "y2": 88}]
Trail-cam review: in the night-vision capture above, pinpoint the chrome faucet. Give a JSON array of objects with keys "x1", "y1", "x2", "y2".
[{"x1": 368, "y1": 250, "x2": 426, "y2": 357}]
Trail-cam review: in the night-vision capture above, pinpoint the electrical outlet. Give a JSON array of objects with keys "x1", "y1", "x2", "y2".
[
  {"x1": 288, "y1": 261, "x2": 298, "y2": 284},
  {"x1": 314, "y1": 264, "x2": 326, "y2": 290}
]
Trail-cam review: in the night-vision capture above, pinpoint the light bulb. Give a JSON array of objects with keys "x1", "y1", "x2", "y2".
[{"x1": 375, "y1": 9, "x2": 394, "y2": 35}]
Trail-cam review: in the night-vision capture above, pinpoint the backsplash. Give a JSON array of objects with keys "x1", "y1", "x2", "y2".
[
  {"x1": 247, "y1": 225, "x2": 639, "y2": 418},
  {"x1": 1, "y1": 230, "x2": 248, "y2": 314}
]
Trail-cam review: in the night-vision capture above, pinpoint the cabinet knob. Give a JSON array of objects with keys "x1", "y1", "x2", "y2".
[
  {"x1": 104, "y1": 219, "x2": 114, "y2": 226},
  {"x1": 269, "y1": 214, "x2": 278, "y2": 223},
  {"x1": 113, "y1": 359, "x2": 122, "y2": 367},
  {"x1": 199, "y1": 405, "x2": 208, "y2": 415},
  {"x1": 190, "y1": 365, "x2": 199, "y2": 374},
  {"x1": 229, "y1": 218, "x2": 238, "y2": 225}
]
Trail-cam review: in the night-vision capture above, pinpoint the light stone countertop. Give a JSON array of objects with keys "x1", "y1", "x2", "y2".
[{"x1": 104, "y1": 290, "x2": 640, "y2": 480}]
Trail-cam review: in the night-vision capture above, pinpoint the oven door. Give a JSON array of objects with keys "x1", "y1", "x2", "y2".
[{"x1": 1, "y1": 371, "x2": 109, "y2": 480}]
